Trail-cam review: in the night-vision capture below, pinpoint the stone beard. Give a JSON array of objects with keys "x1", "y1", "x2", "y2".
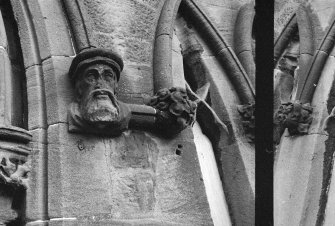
[{"x1": 79, "y1": 87, "x2": 120, "y2": 126}]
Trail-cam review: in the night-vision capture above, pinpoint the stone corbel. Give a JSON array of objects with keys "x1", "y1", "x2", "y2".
[
  {"x1": 274, "y1": 101, "x2": 313, "y2": 136},
  {"x1": 69, "y1": 87, "x2": 197, "y2": 137},
  {"x1": 145, "y1": 87, "x2": 197, "y2": 136},
  {"x1": 67, "y1": 48, "x2": 197, "y2": 137},
  {"x1": 237, "y1": 103, "x2": 255, "y2": 142},
  {"x1": 0, "y1": 127, "x2": 31, "y2": 223},
  {"x1": 0, "y1": 155, "x2": 29, "y2": 189}
]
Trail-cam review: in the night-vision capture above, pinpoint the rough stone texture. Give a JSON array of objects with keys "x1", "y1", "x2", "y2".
[
  {"x1": 42, "y1": 57, "x2": 74, "y2": 126},
  {"x1": 0, "y1": 0, "x2": 258, "y2": 225},
  {"x1": 274, "y1": 133, "x2": 327, "y2": 226},
  {"x1": 25, "y1": 128, "x2": 47, "y2": 221},
  {"x1": 196, "y1": 0, "x2": 252, "y2": 47},
  {"x1": 25, "y1": 65, "x2": 46, "y2": 130},
  {"x1": 171, "y1": 31, "x2": 185, "y2": 88},
  {"x1": 192, "y1": 122, "x2": 232, "y2": 226},
  {"x1": 10, "y1": 0, "x2": 74, "y2": 68},
  {"x1": 24, "y1": 0, "x2": 74, "y2": 60},
  {"x1": 175, "y1": 16, "x2": 254, "y2": 225},
  {"x1": 274, "y1": 0, "x2": 307, "y2": 40},
  {"x1": 274, "y1": 1, "x2": 335, "y2": 225},
  {"x1": 77, "y1": 0, "x2": 165, "y2": 100},
  {"x1": 48, "y1": 123, "x2": 212, "y2": 225}
]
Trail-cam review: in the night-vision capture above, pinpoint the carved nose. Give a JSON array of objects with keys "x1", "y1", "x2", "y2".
[{"x1": 95, "y1": 76, "x2": 103, "y2": 89}]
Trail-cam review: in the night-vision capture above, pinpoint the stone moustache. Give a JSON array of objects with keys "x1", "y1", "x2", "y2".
[{"x1": 68, "y1": 48, "x2": 197, "y2": 136}]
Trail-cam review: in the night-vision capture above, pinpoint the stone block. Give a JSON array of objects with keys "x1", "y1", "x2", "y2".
[
  {"x1": 124, "y1": 38, "x2": 153, "y2": 65},
  {"x1": 42, "y1": 56, "x2": 74, "y2": 125},
  {"x1": 171, "y1": 33, "x2": 185, "y2": 88},
  {"x1": 25, "y1": 65, "x2": 46, "y2": 130},
  {"x1": 25, "y1": 138, "x2": 48, "y2": 221},
  {"x1": 309, "y1": 57, "x2": 335, "y2": 134},
  {"x1": 274, "y1": 133, "x2": 327, "y2": 226},
  {"x1": 11, "y1": 0, "x2": 73, "y2": 69},
  {"x1": 25, "y1": 0, "x2": 74, "y2": 60},
  {"x1": 135, "y1": 0, "x2": 164, "y2": 10},
  {"x1": 47, "y1": 122, "x2": 212, "y2": 225},
  {"x1": 118, "y1": 64, "x2": 153, "y2": 97},
  {"x1": 0, "y1": 15, "x2": 8, "y2": 49},
  {"x1": 10, "y1": 0, "x2": 40, "y2": 68}
]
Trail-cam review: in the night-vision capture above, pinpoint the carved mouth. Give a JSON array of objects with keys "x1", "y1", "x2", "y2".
[{"x1": 92, "y1": 89, "x2": 113, "y2": 100}]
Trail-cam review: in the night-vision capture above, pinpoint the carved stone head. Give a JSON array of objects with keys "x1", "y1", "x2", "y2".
[{"x1": 69, "y1": 48, "x2": 125, "y2": 129}]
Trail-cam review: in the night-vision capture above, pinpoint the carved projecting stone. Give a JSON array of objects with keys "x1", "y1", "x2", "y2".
[
  {"x1": 237, "y1": 103, "x2": 255, "y2": 142},
  {"x1": 147, "y1": 87, "x2": 197, "y2": 136},
  {"x1": 68, "y1": 48, "x2": 131, "y2": 136},
  {"x1": 274, "y1": 102, "x2": 313, "y2": 135},
  {"x1": 68, "y1": 48, "x2": 196, "y2": 137},
  {"x1": 0, "y1": 156, "x2": 29, "y2": 189}
]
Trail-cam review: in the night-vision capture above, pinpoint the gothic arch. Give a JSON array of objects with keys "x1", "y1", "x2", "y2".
[
  {"x1": 0, "y1": 1, "x2": 32, "y2": 224},
  {"x1": 274, "y1": 3, "x2": 335, "y2": 225},
  {"x1": 151, "y1": 1, "x2": 256, "y2": 225},
  {"x1": 234, "y1": 2, "x2": 255, "y2": 86},
  {"x1": 8, "y1": 0, "x2": 74, "y2": 223}
]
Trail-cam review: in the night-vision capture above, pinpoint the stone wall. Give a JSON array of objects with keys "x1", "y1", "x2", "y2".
[
  {"x1": 0, "y1": 0, "x2": 255, "y2": 225},
  {"x1": 274, "y1": 1, "x2": 335, "y2": 225}
]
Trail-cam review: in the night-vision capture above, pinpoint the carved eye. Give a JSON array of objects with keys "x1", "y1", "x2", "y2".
[
  {"x1": 86, "y1": 72, "x2": 96, "y2": 83},
  {"x1": 85, "y1": 71, "x2": 97, "y2": 83},
  {"x1": 104, "y1": 71, "x2": 115, "y2": 81}
]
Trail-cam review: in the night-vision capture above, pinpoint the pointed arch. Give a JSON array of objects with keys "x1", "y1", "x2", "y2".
[{"x1": 234, "y1": 3, "x2": 255, "y2": 86}]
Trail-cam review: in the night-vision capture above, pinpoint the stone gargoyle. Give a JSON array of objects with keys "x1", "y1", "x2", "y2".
[{"x1": 68, "y1": 48, "x2": 197, "y2": 137}]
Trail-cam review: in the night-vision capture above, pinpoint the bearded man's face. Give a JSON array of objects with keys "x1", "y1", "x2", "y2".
[{"x1": 75, "y1": 64, "x2": 119, "y2": 125}]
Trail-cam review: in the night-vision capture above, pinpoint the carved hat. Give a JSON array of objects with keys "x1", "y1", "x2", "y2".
[{"x1": 69, "y1": 48, "x2": 124, "y2": 83}]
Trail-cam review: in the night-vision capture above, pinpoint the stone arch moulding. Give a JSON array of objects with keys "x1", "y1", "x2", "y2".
[
  {"x1": 61, "y1": 0, "x2": 92, "y2": 52},
  {"x1": 155, "y1": 0, "x2": 255, "y2": 225},
  {"x1": 274, "y1": 11, "x2": 335, "y2": 140},
  {"x1": 9, "y1": 0, "x2": 74, "y2": 224},
  {"x1": 274, "y1": 5, "x2": 314, "y2": 69},
  {"x1": 274, "y1": 6, "x2": 335, "y2": 226},
  {"x1": 297, "y1": 16, "x2": 335, "y2": 103},
  {"x1": 234, "y1": 2, "x2": 255, "y2": 87},
  {"x1": 0, "y1": 1, "x2": 32, "y2": 224},
  {"x1": 273, "y1": 6, "x2": 315, "y2": 140}
]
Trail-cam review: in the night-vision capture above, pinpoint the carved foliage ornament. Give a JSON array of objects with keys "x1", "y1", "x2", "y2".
[
  {"x1": 274, "y1": 102, "x2": 313, "y2": 135},
  {"x1": 68, "y1": 48, "x2": 196, "y2": 136},
  {"x1": 237, "y1": 103, "x2": 255, "y2": 142},
  {"x1": 0, "y1": 155, "x2": 29, "y2": 189},
  {"x1": 147, "y1": 87, "x2": 197, "y2": 136}
]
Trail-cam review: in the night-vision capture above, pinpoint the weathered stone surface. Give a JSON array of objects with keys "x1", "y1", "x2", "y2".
[
  {"x1": 118, "y1": 64, "x2": 154, "y2": 99},
  {"x1": 0, "y1": 188, "x2": 17, "y2": 224},
  {"x1": 274, "y1": 0, "x2": 306, "y2": 40},
  {"x1": 48, "y1": 123, "x2": 212, "y2": 224},
  {"x1": 274, "y1": 102, "x2": 313, "y2": 136},
  {"x1": 171, "y1": 32, "x2": 185, "y2": 88},
  {"x1": 237, "y1": 103, "x2": 255, "y2": 142},
  {"x1": 11, "y1": 0, "x2": 73, "y2": 69},
  {"x1": 25, "y1": 65, "x2": 46, "y2": 130},
  {"x1": 274, "y1": 133, "x2": 327, "y2": 226},
  {"x1": 192, "y1": 122, "x2": 232, "y2": 226},
  {"x1": 43, "y1": 56, "x2": 74, "y2": 126},
  {"x1": 25, "y1": 128, "x2": 48, "y2": 221},
  {"x1": 24, "y1": 0, "x2": 73, "y2": 60},
  {"x1": 196, "y1": 0, "x2": 251, "y2": 47},
  {"x1": 1, "y1": 0, "x2": 259, "y2": 224}
]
